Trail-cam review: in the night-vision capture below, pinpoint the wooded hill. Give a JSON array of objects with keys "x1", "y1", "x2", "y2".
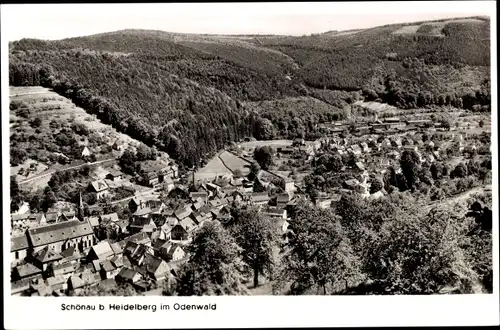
[{"x1": 9, "y1": 16, "x2": 491, "y2": 167}]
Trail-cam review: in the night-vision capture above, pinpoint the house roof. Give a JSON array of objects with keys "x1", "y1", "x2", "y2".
[
  {"x1": 262, "y1": 208, "x2": 286, "y2": 216},
  {"x1": 33, "y1": 246, "x2": 63, "y2": 263},
  {"x1": 123, "y1": 232, "x2": 151, "y2": 245},
  {"x1": 134, "y1": 207, "x2": 152, "y2": 217},
  {"x1": 142, "y1": 253, "x2": 168, "y2": 275},
  {"x1": 11, "y1": 234, "x2": 29, "y2": 252},
  {"x1": 17, "y1": 263, "x2": 42, "y2": 278},
  {"x1": 46, "y1": 275, "x2": 66, "y2": 287},
  {"x1": 60, "y1": 246, "x2": 82, "y2": 261},
  {"x1": 87, "y1": 216, "x2": 100, "y2": 227},
  {"x1": 101, "y1": 260, "x2": 116, "y2": 272},
  {"x1": 101, "y1": 213, "x2": 119, "y2": 222},
  {"x1": 118, "y1": 267, "x2": 140, "y2": 281},
  {"x1": 28, "y1": 220, "x2": 93, "y2": 247},
  {"x1": 90, "y1": 180, "x2": 109, "y2": 192},
  {"x1": 107, "y1": 168, "x2": 122, "y2": 177},
  {"x1": 174, "y1": 206, "x2": 192, "y2": 220},
  {"x1": 11, "y1": 213, "x2": 30, "y2": 222},
  {"x1": 52, "y1": 260, "x2": 79, "y2": 274},
  {"x1": 355, "y1": 162, "x2": 365, "y2": 170},
  {"x1": 110, "y1": 255, "x2": 124, "y2": 268},
  {"x1": 110, "y1": 242, "x2": 124, "y2": 255},
  {"x1": 90, "y1": 241, "x2": 115, "y2": 260},
  {"x1": 250, "y1": 192, "x2": 270, "y2": 203},
  {"x1": 190, "y1": 191, "x2": 209, "y2": 199},
  {"x1": 28, "y1": 213, "x2": 45, "y2": 222}
]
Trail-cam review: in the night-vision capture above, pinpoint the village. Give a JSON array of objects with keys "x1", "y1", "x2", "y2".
[{"x1": 10, "y1": 100, "x2": 492, "y2": 297}]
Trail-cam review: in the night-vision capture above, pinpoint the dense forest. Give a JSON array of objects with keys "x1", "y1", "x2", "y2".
[{"x1": 9, "y1": 16, "x2": 491, "y2": 167}]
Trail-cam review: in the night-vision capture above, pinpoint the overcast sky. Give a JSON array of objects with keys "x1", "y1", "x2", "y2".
[{"x1": 1, "y1": 2, "x2": 494, "y2": 41}]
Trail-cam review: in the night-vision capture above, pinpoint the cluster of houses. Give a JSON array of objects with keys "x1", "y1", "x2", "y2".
[
  {"x1": 10, "y1": 163, "x2": 297, "y2": 296},
  {"x1": 11, "y1": 113, "x2": 473, "y2": 296}
]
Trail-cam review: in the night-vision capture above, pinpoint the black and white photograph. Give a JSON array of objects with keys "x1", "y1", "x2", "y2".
[{"x1": 2, "y1": 1, "x2": 498, "y2": 328}]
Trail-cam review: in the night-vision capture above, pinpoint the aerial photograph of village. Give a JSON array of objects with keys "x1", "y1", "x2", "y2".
[{"x1": 7, "y1": 6, "x2": 493, "y2": 297}]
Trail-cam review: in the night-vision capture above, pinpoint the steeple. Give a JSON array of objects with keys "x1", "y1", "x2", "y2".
[{"x1": 78, "y1": 191, "x2": 84, "y2": 220}]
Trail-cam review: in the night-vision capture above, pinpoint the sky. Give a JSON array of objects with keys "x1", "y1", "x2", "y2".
[{"x1": 0, "y1": 2, "x2": 494, "y2": 41}]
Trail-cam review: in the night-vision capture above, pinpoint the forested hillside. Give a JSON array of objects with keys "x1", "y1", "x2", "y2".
[{"x1": 9, "y1": 16, "x2": 491, "y2": 167}]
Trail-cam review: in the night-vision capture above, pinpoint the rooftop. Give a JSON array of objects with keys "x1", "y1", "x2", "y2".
[{"x1": 28, "y1": 220, "x2": 93, "y2": 247}]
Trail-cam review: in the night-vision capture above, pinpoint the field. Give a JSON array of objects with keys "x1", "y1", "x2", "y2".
[
  {"x1": 10, "y1": 86, "x2": 142, "y2": 153},
  {"x1": 194, "y1": 154, "x2": 233, "y2": 181},
  {"x1": 219, "y1": 151, "x2": 251, "y2": 175}
]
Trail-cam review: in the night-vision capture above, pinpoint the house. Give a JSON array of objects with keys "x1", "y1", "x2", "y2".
[
  {"x1": 354, "y1": 161, "x2": 365, "y2": 172},
  {"x1": 11, "y1": 213, "x2": 30, "y2": 228},
  {"x1": 28, "y1": 219, "x2": 94, "y2": 253},
  {"x1": 189, "y1": 191, "x2": 209, "y2": 204},
  {"x1": 87, "y1": 241, "x2": 115, "y2": 261},
  {"x1": 59, "y1": 246, "x2": 83, "y2": 263},
  {"x1": 293, "y1": 138, "x2": 305, "y2": 147},
  {"x1": 281, "y1": 177, "x2": 295, "y2": 193},
  {"x1": 116, "y1": 267, "x2": 142, "y2": 284},
  {"x1": 133, "y1": 207, "x2": 152, "y2": 220},
  {"x1": 123, "y1": 232, "x2": 152, "y2": 246},
  {"x1": 350, "y1": 145, "x2": 362, "y2": 156},
  {"x1": 140, "y1": 253, "x2": 170, "y2": 281},
  {"x1": 105, "y1": 168, "x2": 123, "y2": 181},
  {"x1": 11, "y1": 234, "x2": 29, "y2": 267},
  {"x1": 32, "y1": 246, "x2": 63, "y2": 271},
  {"x1": 250, "y1": 192, "x2": 270, "y2": 205},
  {"x1": 11, "y1": 278, "x2": 31, "y2": 296},
  {"x1": 360, "y1": 142, "x2": 370, "y2": 153},
  {"x1": 110, "y1": 242, "x2": 124, "y2": 257},
  {"x1": 315, "y1": 197, "x2": 334, "y2": 209},
  {"x1": 112, "y1": 139, "x2": 124, "y2": 151},
  {"x1": 370, "y1": 191, "x2": 385, "y2": 200},
  {"x1": 81, "y1": 146, "x2": 91, "y2": 158},
  {"x1": 174, "y1": 206, "x2": 192, "y2": 221},
  {"x1": 128, "y1": 197, "x2": 146, "y2": 213},
  {"x1": 406, "y1": 119, "x2": 432, "y2": 128},
  {"x1": 129, "y1": 216, "x2": 156, "y2": 234},
  {"x1": 100, "y1": 260, "x2": 120, "y2": 279},
  {"x1": 276, "y1": 193, "x2": 291, "y2": 209},
  {"x1": 27, "y1": 213, "x2": 46, "y2": 226},
  {"x1": 166, "y1": 244, "x2": 186, "y2": 262},
  {"x1": 89, "y1": 180, "x2": 110, "y2": 200},
  {"x1": 262, "y1": 207, "x2": 287, "y2": 219},
  {"x1": 140, "y1": 160, "x2": 173, "y2": 187},
  {"x1": 61, "y1": 209, "x2": 77, "y2": 221},
  {"x1": 343, "y1": 179, "x2": 361, "y2": 190},
  {"x1": 50, "y1": 260, "x2": 79, "y2": 278},
  {"x1": 276, "y1": 218, "x2": 290, "y2": 234},
  {"x1": 171, "y1": 224, "x2": 189, "y2": 241},
  {"x1": 46, "y1": 275, "x2": 68, "y2": 292},
  {"x1": 380, "y1": 138, "x2": 392, "y2": 149},
  {"x1": 86, "y1": 216, "x2": 100, "y2": 229},
  {"x1": 14, "y1": 263, "x2": 42, "y2": 281}
]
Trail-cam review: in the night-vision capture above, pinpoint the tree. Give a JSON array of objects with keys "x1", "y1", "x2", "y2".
[
  {"x1": 370, "y1": 179, "x2": 383, "y2": 194},
  {"x1": 176, "y1": 221, "x2": 248, "y2": 296},
  {"x1": 253, "y1": 178, "x2": 266, "y2": 193},
  {"x1": 253, "y1": 146, "x2": 274, "y2": 170},
  {"x1": 451, "y1": 162, "x2": 468, "y2": 179},
  {"x1": 400, "y1": 150, "x2": 421, "y2": 190},
  {"x1": 230, "y1": 208, "x2": 279, "y2": 288},
  {"x1": 365, "y1": 205, "x2": 479, "y2": 294},
  {"x1": 136, "y1": 143, "x2": 152, "y2": 161},
  {"x1": 275, "y1": 202, "x2": 363, "y2": 295},
  {"x1": 478, "y1": 119, "x2": 485, "y2": 128},
  {"x1": 119, "y1": 149, "x2": 138, "y2": 175},
  {"x1": 254, "y1": 118, "x2": 276, "y2": 140},
  {"x1": 10, "y1": 176, "x2": 22, "y2": 212},
  {"x1": 30, "y1": 117, "x2": 42, "y2": 128},
  {"x1": 248, "y1": 162, "x2": 261, "y2": 181},
  {"x1": 233, "y1": 169, "x2": 243, "y2": 178}
]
